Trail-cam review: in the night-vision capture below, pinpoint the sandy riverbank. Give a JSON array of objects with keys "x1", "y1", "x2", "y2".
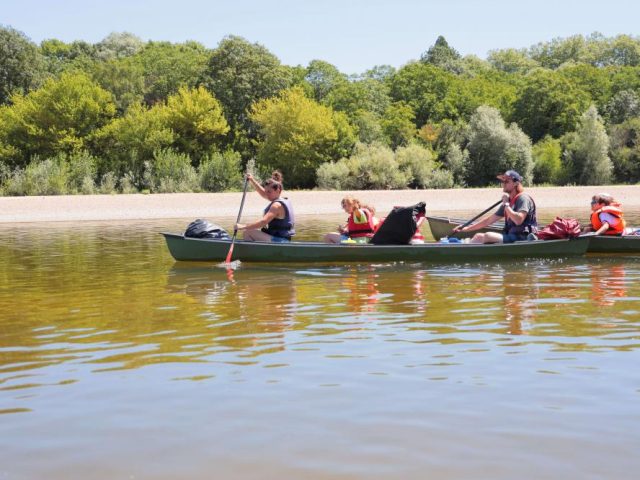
[{"x1": 0, "y1": 185, "x2": 639, "y2": 223}]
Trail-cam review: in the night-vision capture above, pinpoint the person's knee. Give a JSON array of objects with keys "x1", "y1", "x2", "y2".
[
  {"x1": 470, "y1": 233, "x2": 484, "y2": 244},
  {"x1": 324, "y1": 233, "x2": 338, "y2": 243},
  {"x1": 243, "y1": 229, "x2": 259, "y2": 241}
]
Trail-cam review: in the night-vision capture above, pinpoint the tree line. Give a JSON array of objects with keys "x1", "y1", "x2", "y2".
[{"x1": 1, "y1": 27, "x2": 640, "y2": 195}]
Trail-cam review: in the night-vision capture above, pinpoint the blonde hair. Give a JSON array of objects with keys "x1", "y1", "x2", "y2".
[{"x1": 341, "y1": 195, "x2": 375, "y2": 216}]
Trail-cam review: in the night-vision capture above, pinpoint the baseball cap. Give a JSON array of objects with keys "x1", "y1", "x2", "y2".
[{"x1": 497, "y1": 170, "x2": 523, "y2": 183}]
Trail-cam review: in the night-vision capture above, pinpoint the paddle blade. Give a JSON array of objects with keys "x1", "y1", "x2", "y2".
[
  {"x1": 225, "y1": 242, "x2": 234, "y2": 264},
  {"x1": 216, "y1": 259, "x2": 241, "y2": 269}
]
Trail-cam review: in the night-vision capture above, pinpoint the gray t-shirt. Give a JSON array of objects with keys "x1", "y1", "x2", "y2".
[{"x1": 495, "y1": 194, "x2": 535, "y2": 218}]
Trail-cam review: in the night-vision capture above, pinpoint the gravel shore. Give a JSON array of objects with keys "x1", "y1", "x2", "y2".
[{"x1": 1, "y1": 185, "x2": 639, "y2": 224}]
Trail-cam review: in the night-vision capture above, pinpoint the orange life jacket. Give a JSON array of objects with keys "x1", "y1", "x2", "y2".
[{"x1": 590, "y1": 205, "x2": 625, "y2": 235}]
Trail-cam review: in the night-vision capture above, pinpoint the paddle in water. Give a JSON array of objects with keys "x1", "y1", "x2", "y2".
[
  {"x1": 218, "y1": 175, "x2": 250, "y2": 269},
  {"x1": 450, "y1": 200, "x2": 502, "y2": 238}
]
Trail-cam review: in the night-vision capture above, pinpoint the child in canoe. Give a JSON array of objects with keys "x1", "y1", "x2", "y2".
[
  {"x1": 584, "y1": 193, "x2": 626, "y2": 236},
  {"x1": 324, "y1": 196, "x2": 379, "y2": 243}
]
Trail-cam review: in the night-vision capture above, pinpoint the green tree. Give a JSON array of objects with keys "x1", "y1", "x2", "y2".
[
  {"x1": 90, "y1": 57, "x2": 145, "y2": 112},
  {"x1": 465, "y1": 105, "x2": 533, "y2": 186},
  {"x1": 0, "y1": 72, "x2": 115, "y2": 167},
  {"x1": 326, "y1": 77, "x2": 390, "y2": 118},
  {"x1": 389, "y1": 62, "x2": 457, "y2": 126},
  {"x1": 563, "y1": 105, "x2": 612, "y2": 185},
  {"x1": 95, "y1": 32, "x2": 144, "y2": 60},
  {"x1": 250, "y1": 86, "x2": 356, "y2": 187},
  {"x1": 601, "y1": 35, "x2": 640, "y2": 67},
  {"x1": 511, "y1": 69, "x2": 591, "y2": 142},
  {"x1": 609, "y1": 118, "x2": 640, "y2": 183},
  {"x1": 93, "y1": 102, "x2": 174, "y2": 179},
  {"x1": 448, "y1": 71, "x2": 517, "y2": 122},
  {"x1": 135, "y1": 41, "x2": 209, "y2": 105},
  {"x1": 164, "y1": 86, "x2": 229, "y2": 162},
  {"x1": 558, "y1": 63, "x2": 611, "y2": 112},
  {"x1": 39, "y1": 39, "x2": 97, "y2": 75},
  {"x1": 487, "y1": 48, "x2": 539, "y2": 74},
  {"x1": 305, "y1": 60, "x2": 347, "y2": 103},
  {"x1": 532, "y1": 136, "x2": 563, "y2": 184},
  {"x1": 605, "y1": 90, "x2": 640, "y2": 124},
  {"x1": 351, "y1": 110, "x2": 386, "y2": 144},
  {"x1": 203, "y1": 35, "x2": 293, "y2": 130},
  {"x1": 0, "y1": 26, "x2": 44, "y2": 105},
  {"x1": 420, "y1": 35, "x2": 461, "y2": 72},
  {"x1": 380, "y1": 102, "x2": 416, "y2": 149}
]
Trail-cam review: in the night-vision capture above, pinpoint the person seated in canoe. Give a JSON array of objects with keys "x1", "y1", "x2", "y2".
[
  {"x1": 583, "y1": 193, "x2": 626, "y2": 236},
  {"x1": 452, "y1": 170, "x2": 537, "y2": 244},
  {"x1": 235, "y1": 171, "x2": 295, "y2": 242},
  {"x1": 323, "y1": 196, "x2": 379, "y2": 243}
]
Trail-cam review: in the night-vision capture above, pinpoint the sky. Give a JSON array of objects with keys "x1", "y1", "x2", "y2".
[{"x1": 3, "y1": 0, "x2": 639, "y2": 74}]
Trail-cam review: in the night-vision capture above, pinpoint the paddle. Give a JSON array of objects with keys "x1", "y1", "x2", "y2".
[
  {"x1": 450, "y1": 200, "x2": 502, "y2": 237},
  {"x1": 223, "y1": 175, "x2": 250, "y2": 265}
]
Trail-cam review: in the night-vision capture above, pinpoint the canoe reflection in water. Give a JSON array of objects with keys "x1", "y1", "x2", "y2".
[
  {"x1": 590, "y1": 262, "x2": 626, "y2": 308},
  {"x1": 166, "y1": 265, "x2": 298, "y2": 353}
]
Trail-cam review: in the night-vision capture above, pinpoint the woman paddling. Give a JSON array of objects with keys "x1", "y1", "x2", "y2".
[{"x1": 235, "y1": 171, "x2": 295, "y2": 242}]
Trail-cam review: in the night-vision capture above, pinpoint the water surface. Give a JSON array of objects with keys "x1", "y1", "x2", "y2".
[{"x1": 1, "y1": 213, "x2": 639, "y2": 479}]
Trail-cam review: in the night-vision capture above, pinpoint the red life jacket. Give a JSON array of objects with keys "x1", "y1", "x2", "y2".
[
  {"x1": 590, "y1": 205, "x2": 625, "y2": 235},
  {"x1": 347, "y1": 208, "x2": 376, "y2": 238}
]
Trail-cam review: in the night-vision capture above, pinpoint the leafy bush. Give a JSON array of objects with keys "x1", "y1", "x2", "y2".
[
  {"x1": 465, "y1": 105, "x2": 533, "y2": 186},
  {"x1": 66, "y1": 151, "x2": 97, "y2": 194},
  {"x1": 316, "y1": 143, "x2": 408, "y2": 190},
  {"x1": 345, "y1": 143, "x2": 408, "y2": 189},
  {"x1": 443, "y1": 144, "x2": 468, "y2": 186},
  {"x1": 609, "y1": 118, "x2": 640, "y2": 183},
  {"x1": 119, "y1": 172, "x2": 139, "y2": 194},
  {"x1": 98, "y1": 172, "x2": 118, "y2": 194},
  {"x1": 532, "y1": 136, "x2": 563, "y2": 184},
  {"x1": 148, "y1": 148, "x2": 198, "y2": 193},
  {"x1": 395, "y1": 143, "x2": 441, "y2": 188},
  {"x1": 198, "y1": 150, "x2": 242, "y2": 192},
  {"x1": 316, "y1": 161, "x2": 350, "y2": 190},
  {"x1": 563, "y1": 106, "x2": 612, "y2": 185},
  {"x1": 4, "y1": 156, "x2": 69, "y2": 195},
  {"x1": 427, "y1": 169, "x2": 455, "y2": 189}
]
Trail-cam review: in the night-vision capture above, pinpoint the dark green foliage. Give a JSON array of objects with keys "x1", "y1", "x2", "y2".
[
  {"x1": 199, "y1": 150, "x2": 243, "y2": 192},
  {"x1": 511, "y1": 69, "x2": 592, "y2": 142},
  {"x1": 421, "y1": 36, "x2": 461, "y2": 72},
  {"x1": 609, "y1": 118, "x2": 640, "y2": 183},
  {"x1": 0, "y1": 26, "x2": 45, "y2": 105},
  {"x1": 202, "y1": 35, "x2": 293, "y2": 130}
]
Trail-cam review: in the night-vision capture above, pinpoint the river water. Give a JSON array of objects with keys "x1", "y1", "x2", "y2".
[{"x1": 1, "y1": 212, "x2": 640, "y2": 479}]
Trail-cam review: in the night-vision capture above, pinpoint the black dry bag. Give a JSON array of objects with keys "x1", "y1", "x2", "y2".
[
  {"x1": 371, "y1": 202, "x2": 426, "y2": 245},
  {"x1": 184, "y1": 219, "x2": 231, "y2": 240}
]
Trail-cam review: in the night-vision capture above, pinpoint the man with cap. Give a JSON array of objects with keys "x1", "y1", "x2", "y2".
[{"x1": 453, "y1": 170, "x2": 537, "y2": 244}]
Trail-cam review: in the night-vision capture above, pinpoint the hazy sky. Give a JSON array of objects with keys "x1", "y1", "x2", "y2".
[{"x1": 3, "y1": 0, "x2": 639, "y2": 74}]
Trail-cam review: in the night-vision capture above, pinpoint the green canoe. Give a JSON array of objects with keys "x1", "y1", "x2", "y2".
[
  {"x1": 426, "y1": 216, "x2": 640, "y2": 254},
  {"x1": 162, "y1": 233, "x2": 589, "y2": 263}
]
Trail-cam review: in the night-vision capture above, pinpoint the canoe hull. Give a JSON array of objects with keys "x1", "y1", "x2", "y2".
[
  {"x1": 162, "y1": 233, "x2": 589, "y2": 263},
  {"x1": 587, "y1": 235, "x2": 640, "y2": 253},
  {"x1": 426, "y1": 215, "x2": 640, "y2": 253}
]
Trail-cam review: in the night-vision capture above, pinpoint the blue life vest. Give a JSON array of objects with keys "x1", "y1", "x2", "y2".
[{"x1": 261, "y1": 197, "x2": 296, "y2": 239}]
